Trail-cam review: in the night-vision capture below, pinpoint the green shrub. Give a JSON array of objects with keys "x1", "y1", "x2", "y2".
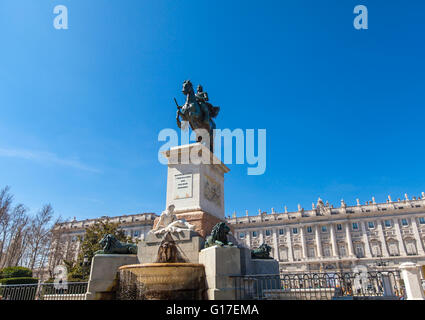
[
  {"x1": 0, "y1": 266, "x2": 33, "y2": 279},
  {"x1": 0, "y1": 277, "x2": 39, "y2": 285}
]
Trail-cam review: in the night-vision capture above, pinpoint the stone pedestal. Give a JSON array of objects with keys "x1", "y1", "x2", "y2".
[
  {"x1": 138, "y1": 230, "x2": 204, "y2": 264},
  {"x1": 85, "y1": 254, "x2": 138, "y2": 300},
  {"x1": 161, "y1": 143, "x2": 230, "y2": 238},
  {"x1": 199, "y1": 246, "x2": 241, "y2": 300},
  {"x1": 239, "y1": 247, "x2": 280, "y2": 275}
]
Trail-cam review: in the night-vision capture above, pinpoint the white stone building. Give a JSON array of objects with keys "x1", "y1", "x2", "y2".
[{"x1": 227, "y1": 193, "x2": 425, "y2": 273}]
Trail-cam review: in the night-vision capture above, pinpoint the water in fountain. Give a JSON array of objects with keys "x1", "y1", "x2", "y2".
[{"x1": 117, "y1": 232, "x2": 206, "y2": 300}]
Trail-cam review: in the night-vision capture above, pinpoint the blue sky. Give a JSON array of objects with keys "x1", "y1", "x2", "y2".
[{"x1": 0, "y1": 1, "x2": 424, "y2": 221}]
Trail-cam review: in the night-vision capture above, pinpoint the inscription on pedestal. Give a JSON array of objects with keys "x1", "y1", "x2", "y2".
[{"x1": 174, "y1": 173, "x2": 193, "y2": 199}]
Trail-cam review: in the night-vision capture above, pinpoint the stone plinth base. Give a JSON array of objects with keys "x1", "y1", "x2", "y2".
[
  {"x1": 138, "y1": 230, "x2": 204, "y2": 264},
  {"x1": 239, "y1": 247, "x2": 280, "y2": 275},
  {"x1": 199, "y1": 246, "x2": 241, "y2": 300},
  {"x1": 85, "y1": 254, "x2": 138, "y2": 300},
  {"x1": 250, "y1": 259, "x2": 280, "y2": 275}
]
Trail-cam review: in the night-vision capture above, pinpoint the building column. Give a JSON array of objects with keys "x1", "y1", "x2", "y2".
[
  {"x1": 259, "y1": 229, "x2": 264, "y2": 244},
  {"x1": 300, "y1": 226, "x2": 308, "y2": 259},
  {"x1": 377, "y1": 220, "x2": 390, "y2": 257},
  {"x1": 411, "y1": 218, "x2": 425, "y2": 255},
  {"x1": 315, "y1": 225, "x2": 322, "y2": 258},
  {"x1": 272, "y1": 228, "x2": 280, "y2": 260},
  {"x1": 345, "y1": 222, "x2": 355, "y2": 257},
  {"x1": 286, "y1": 227, "x2": 294, "y2": 262},
  {"x1": 361, "y1": 221, "x2": 372, "y2": 258},
  {"x1": 399, "y1": 262, "x2": 425, "y2": 300},
  {"x1": 330, "y1": 224, "x2": 338, "y2": 257},
  {"x1": 394, "y1": 219, "x2": 407, "y2": 256}
]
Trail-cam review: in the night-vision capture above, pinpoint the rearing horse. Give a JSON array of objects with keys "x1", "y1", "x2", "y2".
[{"x1": 176, "y1": 80, "x2": 216, "y2": 151}]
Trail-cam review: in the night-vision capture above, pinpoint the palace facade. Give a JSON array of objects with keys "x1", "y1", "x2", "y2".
[
  {"x1": 52, "y1": 193, "x2": 425, "y2": 274},
  {"x1": 227, "y1": 193, "x2": 425, "y2": 273}
]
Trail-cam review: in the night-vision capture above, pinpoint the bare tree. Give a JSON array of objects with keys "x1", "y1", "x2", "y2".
[
  {"x1": 0, "y1": 186, "x2": 57, "y2": 277},
  {"x1": 27, "y1": 204, "x2": 54, "y2": 270},
  {"x1": 0, "y1": 186, "x2": 13, "y2": 263},
  {"x1": 0, "y1": 204, "x2": 30, "y2": 268}
]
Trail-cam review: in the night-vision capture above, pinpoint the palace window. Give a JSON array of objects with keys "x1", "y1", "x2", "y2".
[
  {"x1": 419, "y1": 217, "x2": 425, "y2": 225},
  {"x1": 133, "y1": 230, "x2": 140, "y2": 237},
  {"x1": 308, "y1": 247, "x2": 316, "y2": 258},
  {"x1": 352, "y1": 223, "x2": 359, "y2": 231},
  {"x1": 338, "y1": 245, "x2": 346, "y2": 257},
  {"x1": 265, "y1": 229, "x2": 271, "y2": 236},
  {"x1": 293, "y1": 247, "x2": 302, "y2": 261},
  {"x1": 307, "y1": 226, "x2": 312, "y2": 233},
  {"x1": 252, "y1": 231, "x2": 258, "y2": 238},
  {"x1": 406, "y1": 241, "x2": 417, "y2": 255},
  {"x1": 388, "y1": 242, "x2": 399, "y2": 256},
  {"x1": 401, "y1": 219, "x2": 409, "y2": 226},
  {"x1": 355, "y1": 244, "x2": 364, "y2": 258},
  {"x1": 279, "y1": 247, "x2": 288, "y2": 261},
  {"x1": 292, "y1": 228, "x2": 298, "y2": 234},
  {"x1": 323, "y1": 246, "x2": 331, "y2": 257},
  {"x1": 384, "y1": 220, "x2": 392, "y2": 228},
  {"x1": 279, "y1": 228, "x2": 285, "y2": 235},
  {"x1": 239, "y1": 232, "x2": 245, "y2": 239},
  {"x1": 371, "y1": 243, "x2": 381, "y2": 257},
  {"x1": 321, "y1": 226, "x2": 327, "y2": 233},
  {"x1": 368, "y1": 221, "x2": 375, "y2": 229},
  {"x1": 337, "y1": 224, "x2": 342, "y2": 231}
]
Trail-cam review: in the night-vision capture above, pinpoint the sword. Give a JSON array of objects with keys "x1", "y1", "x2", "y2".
[{"x1": 174, "y1": 98, "x2": 181, "y2": 109}]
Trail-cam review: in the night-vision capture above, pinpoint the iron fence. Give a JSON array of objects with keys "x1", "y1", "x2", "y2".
[
  {"x1": 0, "y1": 282, "x2": 88, "y2": 300},
  {"x1": 231, "y1": 270, "x2": 406, "y2": 300}
]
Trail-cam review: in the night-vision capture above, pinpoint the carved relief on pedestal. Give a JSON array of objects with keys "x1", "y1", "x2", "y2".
[{"x1": 204, "y1": 177, "x2": 221, "y2": 207}]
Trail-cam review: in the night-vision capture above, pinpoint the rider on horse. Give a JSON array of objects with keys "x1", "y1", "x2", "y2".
[{"x1": 195, "y1": 84, "x2": 211, "y2": 128}]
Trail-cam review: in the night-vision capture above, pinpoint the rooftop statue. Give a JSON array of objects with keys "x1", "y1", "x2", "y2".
[
  {"x1": 149, "y1": 204, "x2": 195, "y2": 235},
  {"x1": 175, "y1": 80, "x2": 220, "y2": 152},
  {"x1": 95, "y1": 234, "x2": 137, "y2": 255},
  {"x1": 251, "y1": 243, "x2": 273, "y2": 259}
]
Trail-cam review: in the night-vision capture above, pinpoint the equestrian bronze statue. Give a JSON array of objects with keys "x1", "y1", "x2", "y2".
[{"x1": 175, "y1": 80, "x2": 220, "y2": 152}]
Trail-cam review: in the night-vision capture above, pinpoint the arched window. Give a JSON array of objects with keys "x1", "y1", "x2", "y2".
[
  {"x1": 338, "y1": 243, "x2": 347, "y2": 257},
  {"x1": 354, "y1": 242, "x2": 364, "y2": 258},
  {"x1": 406, "y1": 239, "x2": 417, "y2": 255},
  {"x1": 279, "y1": 246, "x2": 288, "y2": 261},
  {"x1": 371, "y1": 241, "x2": 382, "y2": 257},
  {"x1": 293, "y1": 246, "x2": 302, "y2": 261},
  {"x1": 388, "y1": 240, "x2": 399, "y2": 256},
  {"x1": 307, "y1": 246, "x2": 316, "y2": 258},
  {"x1": 323, "y1": 245, "x2": 331, "y2": 257}
]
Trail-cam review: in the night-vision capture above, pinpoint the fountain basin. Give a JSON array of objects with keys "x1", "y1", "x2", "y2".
[{"x1": 118, "y1": 263, "x2": 206, "y2": 300}]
